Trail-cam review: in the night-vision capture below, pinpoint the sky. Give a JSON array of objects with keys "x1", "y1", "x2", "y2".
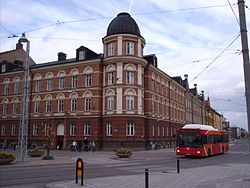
[{"x1": 0, "y1": 0, "x2": 249, "y2": 130}]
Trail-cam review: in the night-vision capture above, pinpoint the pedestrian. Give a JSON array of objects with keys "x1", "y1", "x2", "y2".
[
  {"x1": 72, "y1": 140, "x2": 77, "y2": 152},
  {"x1": 90, "y1": 140, "x2": 96, "y2": 152},
  {"x1": 84, "y1": 137, "x2": 89, "y2": 151}
]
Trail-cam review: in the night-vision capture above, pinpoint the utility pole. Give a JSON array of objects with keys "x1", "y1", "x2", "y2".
[
  {"x1": 18, "y1": 33, "x2": 30, "y2": 163},
  {"x1": 238, "y1": 0, "x2": 250, "y2": 152}
]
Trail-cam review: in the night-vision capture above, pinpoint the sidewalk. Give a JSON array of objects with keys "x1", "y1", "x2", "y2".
[
  {"x1": 1, "y1": 148, "x2": 250, "y2": 188},
  {"x1": 45, "y1": 163, "x2": 250, "y2": 188}
]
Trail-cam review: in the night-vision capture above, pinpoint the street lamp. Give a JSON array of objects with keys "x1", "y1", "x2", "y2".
[{"x1": 18, "y1": 33, "x2": 30, "y2": 163}]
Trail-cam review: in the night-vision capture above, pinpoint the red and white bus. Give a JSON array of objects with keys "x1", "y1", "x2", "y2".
[{"x1": 176, "y1": 124, "x2": 229, "y2": 157}]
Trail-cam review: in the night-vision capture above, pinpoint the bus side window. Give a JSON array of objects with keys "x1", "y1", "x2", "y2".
[{"x1": 201, "y1": 135, "x2": 207, "y2": 144}]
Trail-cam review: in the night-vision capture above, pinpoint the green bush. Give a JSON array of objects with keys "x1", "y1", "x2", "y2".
[
  {"x1": 116, "y1": 149, "x2": 132, "y2": 154},
  {"x1": 28, "y1": 149, "x2": 44, "y2": 153},
  {"x1": 0, "y1": 152, "x2": 15, "y2": 159}
]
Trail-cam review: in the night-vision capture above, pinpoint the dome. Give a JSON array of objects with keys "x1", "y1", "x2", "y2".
[{"x1": 106, "y1": 12, "x2": 141, "y2": 37}]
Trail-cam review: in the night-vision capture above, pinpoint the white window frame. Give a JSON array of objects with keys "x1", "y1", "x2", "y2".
[
  {"x1": 14, "y1": 81, "x2": 19, "y2": 94},
  {"x1": 59, "y1": 77, "x2": 65, "y2": 90},
  {"x1": 85, "y1": 97, "x2": 91, "y2": 111},
  {"x1": 71, "y1": 98, "x2": 77, "y2": 112},
  {"x1": 33, "y1": 123, "x2": 38, "y2": 135},
  {"x1": 126, "y1": 71, "x2": 134, "y2": 84},
  {"x1": 126, "y1": 121, "x2": 135, "y2": 136},
  {"x1": 84, "y1": 122, "x2": 91, "y2": 136},
  {"x1": 85, "y1": 74, "x2": 92, "y2": 87},
  {"x1": 79, "y1": 50, "x2": 85, "y2": 60},
  {"x1": 107, "y1": 96, "x2": 114, "y2": 111},
  {"x1": 106, "y1": 122, "x2": 112, "y2": 136},
  {"x1": 46, "y1": 100, "x2": 52, "y2": 113},
  {"x1": 35, "y1": 80, "x2": 41, "y2": 92},
  {"x1": 34, "y1": 101, "x2": 40, "y2": 113},
  {"x1": 2, "y1": 64, "x2": 6, "y2": 72},
  {"x1": 70, "y1": 122, "x2": 76, "y2": 136},
  {"x1": 126, "y1": 96, "x2": 134, "y2": 110},
  {"x1": 72, "y1": 76, "x2": 78, "y2": 88},
  {"x1": 108, "y1": 42, "x2": 115, "y2": 56},
  {"x1": 107, "y1": 72, "x2": 114, "y2": 85},
  {"x1": 4, "y1": 83, "x2": 9, "y2": 95},
  {"x1": 13, "y1": 103, "x2": 18, "y2": 115},
  {"x1": 11, "y1": 124, "x2": 17, "y2": 136},
  {"x1": 3, "y1": 103, "x2": 8, "y2": 115},
  {"x1": 1, "y1": 125, "x2": 6, "y2": 135},
  {"x1": 126, "y1": 41, "x2": 134, "y2": 55},
  {"x1": 44, "y1": 123, "x2": 50, "y2": 136},
  {"x1": 47, "y1": 79, "x2": 53, "y2": 91},
  {"x1": 58, "y1": 99, "x2": 64, "y2": 112}
]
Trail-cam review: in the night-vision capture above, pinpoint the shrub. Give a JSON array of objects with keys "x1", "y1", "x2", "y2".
[
  {"x1": 28, "y1": 149, "x2": 44, "y2": 153},
  {"x1": 0, "y1": 152, "x2": 15, "y2": 159},
  {"x1": 116, "y1": 149, "x2": 132, "y2": 154}
]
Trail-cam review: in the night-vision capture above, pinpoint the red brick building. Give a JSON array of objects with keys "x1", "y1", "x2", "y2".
[{"x1": 1, "y1": 13, "x2": 189, "y2": 150}]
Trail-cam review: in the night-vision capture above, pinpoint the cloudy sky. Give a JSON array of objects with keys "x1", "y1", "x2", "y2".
[{"x1": 0, "y1": 0, "x2": 249, "y2": 130}]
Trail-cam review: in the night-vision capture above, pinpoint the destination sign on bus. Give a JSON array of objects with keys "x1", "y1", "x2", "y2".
[{"x1": 179, "y1": 129, "x2": 199, "y2": 133}]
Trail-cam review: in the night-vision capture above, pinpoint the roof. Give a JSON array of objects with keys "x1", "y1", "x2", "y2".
[
  {"x1": 106, "y1": 12, "x2": 141, "y2": 37},
  {"x1": 183, "y1": 124, "x2": 216, "y2": 130}
]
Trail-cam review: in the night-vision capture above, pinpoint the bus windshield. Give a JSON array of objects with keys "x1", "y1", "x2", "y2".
[{"x1": 177, "y1": 134, "x2": 203, "y2": 148}]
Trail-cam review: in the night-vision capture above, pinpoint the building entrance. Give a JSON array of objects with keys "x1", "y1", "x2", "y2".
[{"x1": 56, "y1": 123, "x2": 64, "y2": 150}]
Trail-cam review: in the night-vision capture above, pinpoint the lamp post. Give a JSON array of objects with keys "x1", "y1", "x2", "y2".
[{"x1": 18, "y1": 33, "x2": 30, "y2": 163}]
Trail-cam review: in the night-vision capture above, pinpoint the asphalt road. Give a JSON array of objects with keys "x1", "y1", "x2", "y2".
[{"x1": 0, "y1": 139, "x2": 249, "y2": 188}]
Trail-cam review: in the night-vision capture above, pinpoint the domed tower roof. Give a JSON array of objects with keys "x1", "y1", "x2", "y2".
[{"x1": 106, "y1": 12, "x2": 141, "y2": 37}]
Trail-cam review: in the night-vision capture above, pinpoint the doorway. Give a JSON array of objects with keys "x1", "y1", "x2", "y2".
[{"x1": 56, "y1": 123, "x2": 64, "y2": 150}]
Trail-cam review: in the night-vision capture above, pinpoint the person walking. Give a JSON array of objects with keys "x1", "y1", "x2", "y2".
[{"x1": 90, "y1": 140, "x2": 96, "y2": 152}]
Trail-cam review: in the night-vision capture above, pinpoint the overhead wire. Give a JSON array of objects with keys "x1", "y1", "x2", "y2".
[
  {"x1": 227, "y1": 0, "x2": 240, "y2": 26},
  {"x1": 190, "y1": 33, "x2": 241, "y2": 83}
]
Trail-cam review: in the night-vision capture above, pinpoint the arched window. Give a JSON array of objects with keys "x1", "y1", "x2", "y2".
[
  {"x1": 33, "y1": 96, "x2": 41, "y2": 113},
  {"x1": 13, "y1": 77, "x2": 20, "y2": 94},
  {"x1": 84, "y1": 67, "x2": 93, "y2": 87},
  {"x1": 57, "y1": 70, "x2": 66, "y2": 90},
  {"x1": 69, "y1": 92, "x2": 78, "y2": 112},
  {"x1": 2, "y1": 98, "x2": 9, "y2": 115},
  {"x1": 125, "y1": 64, "x2": 136, "y2": 85},
  {"x1": 83, "y1": 91, "x2": 92, "y2": 111},
  {"x1": 70, "y1": 69, "x2": 79, "y2": 88},
  {"x1": 3, "y1": 79, "x2": 10, "y2": 95},
  {"x1": 45, "y1": 95, "x2": 52, "y2": 113},
  {"x1": 56, "y1": 94, "x2": 65, "y2": 112},
  {"x1": 106, "y1": 89, "x2": 115, "y2": 111},
  {"x1": 34, "y1": 74, "x2": 42, "y2": 92},
  {"x1": 106, "y1": 65, "x2": 115, "y2": 85},
  {"x1": 125, "y1": 89, "x2": 136, "y2": 110},
  {"x1": 46, "y1": 72, "x2": 54, "y2": 91},
  {"x1": 12, "y1": 98, "x2": 19, "y2": 115}
]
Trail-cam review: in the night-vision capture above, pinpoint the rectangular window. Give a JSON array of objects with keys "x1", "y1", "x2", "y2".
[
  {"x1": 84, "y1": 122, "x2": 91, "y2": 136},
  {"x1": 126, "y1": 96, "x2": 134, "y2": 110},
  {"x1": 72, "y1": 76, "x2": 78, "y2": 88},
  {"x1": 157, "y1": 126, "x2": 160, "y2": 137},
  {"x1": 107, "y1": 96, "x2": 114, "y2": 111},
  {"x1": 162, "y1": 126, "x2": 164, "y2": 136},
  {"x1": 4, "y1": 83, "x2": 9, "y2": 95},
  {"x1": 151, "y1": 100, "x2": 154, "y2": 113},
  {"x1": 3, "y1": 103, "x2": 8, "y2": 115},
  {"x1": 13, "y1": 103, "x2": 18, "y2": 115},
  {"x1": 46, "y1": 100, "x2": 52, "y2": 113},
  {"x1": 58, "y1": 99, "x2": 64, "y2": 112},
  {"x1": 70, "y1": 122, "x2": 76, "y2": 136},
  {"x1": 71, "y1": 98, "x2": 77, "y2": 112},
  {"x1": 152, "y1": 125, "x2": 155, "y2": 136},
  {"x1": 35, "y1": 80, "x2": 41, "y2": 92},
  {"x1": 85, "y1": 74, "x2": 92, "y2": 87},
  {"x1": 11, "y1": 124, "x2": 17, "y2": 136},
  {"x1": 166, "y1": 127, "x2": 169, "y2": 136},
  {"x1": 59, "y1": 77, "x2": 65, "y2": 90},
  {"x1": 79, "y1": 50, "x2": 85, "y2": 60},
  {"x1": 1, "y1": 125, "x2": 6, "y2": 135},
  {"x1": 126, "y1": 71, "x2": 134, "y2": 84},
  {"x1": 126, "y1": 42, "x2": 134, "y2": 55},
  {"x1": 107, "y1": 72, "x2": 114, "y2": 85},
  {"x1": 1, "y1": 64, "x2": 6, "y2": 72},
  {"x1": 85, "y1": 98, "x2": 91, "y2": 111},
  {"x1": 106, "y1": 122, "x2": 112, "y2": 136},
  {"x1": 44, "y1": 123, "x2": 50, "y2": 136},
  {"x1": 34, "y1": 101, "x2": 40, "y2": 113},
  {"x1": 14, "y1": 82, "x2": 19, "y2": 94},
  {"x1": 108, "y1": 43, "x2": 115, "y2": 56},
  {"x1": 47, "y1": 79, "x2": 53, "y2": 91},
  {"x1": 33, "y1": 123, "x2": 38, "y2": 135},
  {"x1": 126, "y1": 121, "x2": 135, "y2": 136}
]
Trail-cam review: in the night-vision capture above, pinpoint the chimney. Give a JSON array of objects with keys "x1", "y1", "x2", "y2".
[
  {"x1": 200, "y1": 90, "x2": 205, "y2": 101},
  {"x1": 184, "y1": 74, "x2": 188, "y2": 80},
  {"x1": 16, "y1": 41, "x2": 23, "y2": 50},
  {"x1": 58, "y1": 52, "x2": 67, "y2": 61},
  {"x1": 194, "y1": 84, "x2": 197, "y2": 88}
]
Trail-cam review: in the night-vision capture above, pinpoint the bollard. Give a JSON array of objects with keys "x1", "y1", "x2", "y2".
[
  {"x1": 76, "y1": 158, "x2": 84, "y2": 186},
  {"x1": 145, "y1": 168, "x2": 149, "y2": 188},
  {"x1": 177, "y1": 159, "x2": 180, "y2": 173}
]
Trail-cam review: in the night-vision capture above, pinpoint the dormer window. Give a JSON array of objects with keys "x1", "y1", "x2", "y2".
[
  {"x1": 1, "y1": 64, "x2": 6, "y2": 73},
  {"x1": 126, "y1": 42, "x2": 134, "y2": 55},
  {"x1": 79, "y1": 50, "x2": 85, "y2": 60}
]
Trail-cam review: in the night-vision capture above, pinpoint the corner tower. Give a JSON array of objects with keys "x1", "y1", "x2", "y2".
[{"x1": 102, "y1": 13, "x2": 147, "y2": 149}]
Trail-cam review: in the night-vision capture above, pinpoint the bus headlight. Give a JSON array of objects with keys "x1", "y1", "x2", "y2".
[
  {"x1": 177, "y1": 150, "x2": 180, "y2": 152},
  {"x1": 197, "y1": 151, "x2": 200, "y2": 154}
]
